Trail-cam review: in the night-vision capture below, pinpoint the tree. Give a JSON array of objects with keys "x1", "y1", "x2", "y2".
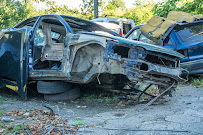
[
  {"x1": 102, "y1": 0, "x2": 126, "y2": 17},
  {"x1": 133, "y1": 0, "x2": 142, "y2": 6},
  {"x1": 102, "y1": 3, "x2": 118, "y2": 17},
  {"x1": 153, "y1": 0, "x2": 203, "y2": 18},
  {"x1": 0, "y1": 0, "x2": 31, "y2": 29},
  {"x1": 123, "y1": 2, "x2": 155, "y2": 25},
  {"x1": 108, "y1": 0, "x2": 125, "y2": 9},
  {"x1": 101, "y1": 0, "x2": 155, "y2": 25},
  {"x1": 80, "y1": 0, "x2": 104, "y2": 20},
  {"x1": 179, "y1": 0, "x2": 203, "y2": 14},
  {"x1": 0, "y1": 0, "x2": 48, "y2": 29}
]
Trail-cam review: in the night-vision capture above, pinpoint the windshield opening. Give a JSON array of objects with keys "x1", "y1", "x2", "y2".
[{"x1": 175, "y1": 22, "x2": 203, "y2": 43}]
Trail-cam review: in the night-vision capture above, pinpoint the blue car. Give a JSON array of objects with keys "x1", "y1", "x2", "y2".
[{"x1": 126, "y1": 19, "x2": 203, "y2": 75}]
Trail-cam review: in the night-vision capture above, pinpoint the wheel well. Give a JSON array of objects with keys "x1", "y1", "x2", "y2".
[{"x1": 71, "y1": 43, "x2": 105, "y2": 73}]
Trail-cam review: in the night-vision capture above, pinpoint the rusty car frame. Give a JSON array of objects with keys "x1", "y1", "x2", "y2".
[{"x1": 0, "y1": 14, "x2": 186, "y2": 100}]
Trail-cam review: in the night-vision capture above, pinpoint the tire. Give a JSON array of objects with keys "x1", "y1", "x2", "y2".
[
  {"x1": 37, "y1": 81, "x2": 72, "y2": 94},
  {"x1": 44, "y1": 87, "x2": 80, "y2": 101}
]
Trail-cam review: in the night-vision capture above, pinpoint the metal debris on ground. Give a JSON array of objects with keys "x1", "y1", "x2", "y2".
[
  {"x1": 142, "y1": 82, "x2": 175, "y2": 110},
  {"x1": 109, "y1": 83, "x2": 175, "y2": 106}
]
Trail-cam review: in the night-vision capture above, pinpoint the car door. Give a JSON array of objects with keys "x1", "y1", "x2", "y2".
[
  {"x1": 0, "y1": 28, "x2": 29, "y2": 100},
  {"x1": 29, "y1": 15, "x2": 69, "y2": 71}
]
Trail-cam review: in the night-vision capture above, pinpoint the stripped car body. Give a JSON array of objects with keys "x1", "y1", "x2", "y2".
[{"x1": 0, "y1": 14, "x2": 186, "y2": 100}]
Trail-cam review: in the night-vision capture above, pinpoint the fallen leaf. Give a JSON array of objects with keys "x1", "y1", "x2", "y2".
[
  {"x1": 118, "y1": 101, "x2": 123, "y2": 105},
  {"x1": 7, "y1": 126, "x2": 13, "y2": 130},
  {"x1": 18, "y1": 112, "x2": 25, "y2": 116}
]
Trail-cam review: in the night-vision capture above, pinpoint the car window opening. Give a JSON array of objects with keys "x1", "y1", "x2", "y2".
[
  {"x1": 163, "y1": 36, "x2": 174, "y2": 45},
  {"x1": 33, "y1": 18, "x2": 66, "y2": 70},
  {"x1": 175, "y1": 22, "x2": 203, "y2": 43},
  {"x1": 127, "y1": 29, "x2": 141, "y2": 40},
  {"x1": 123, "y1": 23, "x2": 132, "y2": 35},
  {"x1": 140, "y1": 34, "x2": 155, "y2": 44}
]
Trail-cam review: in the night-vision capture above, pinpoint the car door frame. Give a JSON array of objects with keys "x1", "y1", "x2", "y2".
[{"x1": 28, "y1": 15, "x2": 72, "y2": 71}]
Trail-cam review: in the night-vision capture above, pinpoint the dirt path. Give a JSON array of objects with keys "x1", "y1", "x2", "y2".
[{"x1": 0, "y1": 85, "x2": 203, "y2": 135}]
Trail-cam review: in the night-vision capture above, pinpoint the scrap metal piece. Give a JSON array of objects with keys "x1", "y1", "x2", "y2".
[
  {"x1": 42, "y1": 103, "x2": 55, "y2": 115},
  {"x1": 142, "y1": 82, "x2": 175, "y2": 110},
  {"x1": 127, "y1": 84, "x2": 156, "y2": 98},
  {"x1": 135, "y1": 84, "x2": 152, "y2": 104}
]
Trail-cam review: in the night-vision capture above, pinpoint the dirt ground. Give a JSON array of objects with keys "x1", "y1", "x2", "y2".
[{"x1": 0, "y1": 84, "x2": 203, "y2": 135}]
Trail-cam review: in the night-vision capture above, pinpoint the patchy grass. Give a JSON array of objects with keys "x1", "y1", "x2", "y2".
[
  {"x1": 83, "y1": 92, "x2": 120, "y2": 104},
  {"x1": 12, "y1": 97, "x2": 19, "y2": 102},
  {"x1": 83, "y1": 94, "x2": 99, "y2": 102},
  {"x1": 99, "y1": 120, "x2": 107, "y2": 126},
  {"x1": 193, "y1": 78, "x2": 203, "y2": 87},
  {"x1": 187, "y1": 75, "x2": 203, "y2": 88},
  {"x1": 98, "y1": 99, "x2": 103, "y2": 103},
  {"x1": 72, "y1": 120, "x2": 85, "y2": 126},
  {"x1": 0, "y1": 96, "x2": 6, "y2": 104},
  {"x1": 0, "y1": 122, "x2": 6, "y2": 129},
  {"x1": 4, "y1": 124, "x2": 26, "y2": 134},
  {"x1": 104, "y1": 97, "x2": 111, "y2": 104},
  {"x1": 113, "y1": 96, "x2": 118, "y2": 103},
  {"x1": 85, "y1": 94, "x2": 98, "y2": 100},
  {"x1": 0, "y1": 110, "x2": 5, "y2": 117},
  {"x1": 98, "y1": 94, "x2": 104, "y2": 98},
  {"x1": 142, "y1": 118, "x2": 149, "y2": 123}
]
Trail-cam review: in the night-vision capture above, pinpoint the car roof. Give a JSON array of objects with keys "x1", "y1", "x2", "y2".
[
  {"x1": 14, "y1": 14, "x2": 95, "y2": 28},
  {"x1": 91, "y1": 17, "x2": 135, "y2": 25},
  {"x1": 13, "y1": 14, "x2": 121, "y2": 37},
  {"x1": 95, "y1": 22, "x2": 121, "y2": 29}
]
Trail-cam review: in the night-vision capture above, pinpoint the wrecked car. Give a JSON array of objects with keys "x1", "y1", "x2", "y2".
[
  {"x1": 0, "y1": 14, "x2": 186, "y2": 101},
  {"x1": 126, "y1": 11, "x2": 203, "y2": 75},
  {"x1": 91, "y1": 17, "x2": 135, "y2": 35},
  {"x1": 94, "y1": 22, "x2": 122, "y2": 36}
]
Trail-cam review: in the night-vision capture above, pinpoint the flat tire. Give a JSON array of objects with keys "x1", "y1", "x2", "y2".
[
  {"x1": 44, "y1": 87, "x2": 80, "y2": 101},
  {"x1": 37, "y1": 81, "x2": 72, "y2": 94}
]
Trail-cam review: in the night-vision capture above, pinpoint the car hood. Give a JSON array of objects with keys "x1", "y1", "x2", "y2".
[{"x1": 78, "y1": 32, "x2": 184, "y2": 59}]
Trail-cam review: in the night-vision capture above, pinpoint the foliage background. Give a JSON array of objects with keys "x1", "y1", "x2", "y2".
[{"x1": 0, "y1": 0, "x2": 202, "y2": 29}]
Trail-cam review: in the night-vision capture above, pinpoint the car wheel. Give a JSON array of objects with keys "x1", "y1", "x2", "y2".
[
  {"x1": 44, "y1": 87, "x2": 80, "y2": 101},
  {"x1": 37, "y1": 81, "x2": 72, "y2": 94}
]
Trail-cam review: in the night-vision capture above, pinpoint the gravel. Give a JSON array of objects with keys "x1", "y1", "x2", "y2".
[{"x1": 0, "y1": 85, "x2": 203, "y2": 135}]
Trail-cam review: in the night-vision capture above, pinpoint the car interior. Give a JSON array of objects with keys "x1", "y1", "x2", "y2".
[
  {"x1": 33, "y1": 18, "x2": 66, "y2": 70},
  {"x1": 14, "y1": 16, "x2": 117, "y2": 71}
]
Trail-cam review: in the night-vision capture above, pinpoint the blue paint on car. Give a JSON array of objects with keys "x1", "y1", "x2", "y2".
[{"x1": 125, "y1": 21, "x2": 203, "y2": 75}]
